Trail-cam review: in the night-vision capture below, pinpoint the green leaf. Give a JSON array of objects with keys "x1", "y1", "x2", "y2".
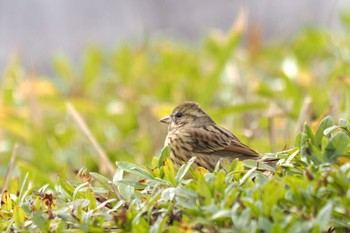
[
  {"x1": 85, "y1": 188, "x2": 97, "y2": 209},
  {"x1": 163, "y1": 158, "x2": 176, "y2": 186},
  {"x1": 160, "y1": 187, "x2": 176, "y2": 201},
  {"x1": 339, "y1": 119, "x2": 349, "y2": 128},
  {"x1": 300, "y1": 123, "x2": 314, "y2": 162},
  {"x1": 227, "y1": 158, "x2": 240, "y2": 172},
  {"x1": 176, "y1": 156, "x2": 196, "y2": 183},
  {"x1": 239, "y1": 167, "x2": 257, "y2": 186},
  {"x1": 196, "y1": 173, "x2": 212, "y2": 205},
  {"x1": 117, "y1": 182, "x2": 135, "y2": 201},
  {"x1": 13, "y1": 205, "x2": 26, "y2": 229},
  {"x1": 116, "y1": 161, "x2": 154, "y2": 180},
  {"x1": 149, "y1": 214, "x2": 168, "y2": 233},
  {"x1": 314, "y1": 203, "x2": 333, "y2": 230},
  {"x1": 1, "y1": 191, "x2": 12, "y2": 211},
  {"x1": 58, "y1": 176, "x2": 76, "y2": 197},
  {"x1": 243, "y1": 159, "x2": 276, "y2": 173},
  {"x1": 262, "y1": 179, "x2": 286, "y2": 216},
  {"x1": 324, "y1": 131, "x2": 349, "y2": 160},
  {"x1": 315, "y1": 116, "x2": 333, "y2": 147},
  {"x1": 132, "y1": 217, "x2": 150, "y2": 233},
  {"x1": 72, "y1": 182, "x2": 89, "y2": 200},
  {"x1": 235, "y1": 208, "x2": 254, "y2": 230},
  {"x1": 112, "y1": 168, "x2": 125, "y2": 186},
  {"x1": 158, "y1": 146, "x2": 170, "y2": 168},
  {"x1": 294, "y1": 132, "x2": 302, "y2": 147},
  {"x1": 310, "y1": 144, "x2": 327, "y2": 164},
  {"x1": 324, "y1": 125, "x2": 341, "y2": 136},
  {"x1": 90, "y1": 172, "x2": 111, "y2": 189},
  {"x1": 32, "y1": 211, "x2": 49, "y2": 232},
  {"x1": 117, "y1": 180, "x2": 147, "y2": 189},
  {"x1": 18, "y1": 173, "x2": 30, "y2": 205},
  {"x1": 258, "y1": 217, "x2": 271, "y2": 232},
  {"x1": 304, "y1": 123, "x2": 315, "y2": 144},
  {"x1": 212, "y1": 170, "x2": 226, "y2": 196},
  {"x1": 211, "y1": 210, "x2": 232, "y2": 220}
]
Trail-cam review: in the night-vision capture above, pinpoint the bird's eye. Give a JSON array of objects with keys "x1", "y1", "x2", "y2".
[{"x1": 175, "y1": 112, "x2": 184, "y2": 118}]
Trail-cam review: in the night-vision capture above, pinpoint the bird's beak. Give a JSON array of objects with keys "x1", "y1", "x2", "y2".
[{"x1": 160, "y1": 116, "x2": 172, "y2": 124}]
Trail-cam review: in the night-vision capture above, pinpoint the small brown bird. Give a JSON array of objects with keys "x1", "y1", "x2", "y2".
[{"x1": 160, "y1": 101, "x2": 262, "y2": 171}]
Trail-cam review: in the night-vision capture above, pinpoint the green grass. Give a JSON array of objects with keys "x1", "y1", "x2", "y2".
[{"x1": 1, "y1": 12, "x2": 350, "y2": 232}]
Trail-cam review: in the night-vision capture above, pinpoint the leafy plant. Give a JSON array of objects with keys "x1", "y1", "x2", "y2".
[{"x1": 1, "y1": 117, "x2": 349, "y2": 232}]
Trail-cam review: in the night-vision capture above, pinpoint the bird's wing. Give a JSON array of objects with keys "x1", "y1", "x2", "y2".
[{"x1": 189, "y1": 125, "x2": 260, "y2": 159}]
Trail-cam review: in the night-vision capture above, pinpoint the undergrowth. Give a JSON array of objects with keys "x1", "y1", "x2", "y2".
[{"x1": 1, "y1": 116, "x2": 350, "y2": 232}]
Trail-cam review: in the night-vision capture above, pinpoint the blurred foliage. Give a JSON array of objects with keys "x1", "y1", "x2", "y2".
[{"x1": 1, "y1": 11, "x2": 350, "y2": 232}]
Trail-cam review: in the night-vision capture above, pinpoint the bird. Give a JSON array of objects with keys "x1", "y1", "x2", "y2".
[{"x1": 160, "y1": 101, "x2": 265, "y2": 171}]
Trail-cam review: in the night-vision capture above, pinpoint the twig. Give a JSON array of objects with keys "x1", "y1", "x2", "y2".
[
  {"x1": 267, "y1": 117, "x2": 276, "y2": 152},
  {"x1": 1, "y1": 144, "x2": 19, "y2": 196},
  {"x1": 294, "y1": 96, "x2": 312, "y2": 136},
  {"x1": 66, "y1": 102, "x2": 115, "y2": 177}
]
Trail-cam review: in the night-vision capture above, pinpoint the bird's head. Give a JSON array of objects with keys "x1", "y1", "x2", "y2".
[{"x1": 160, "y1": 101, "x2": 215, "y2": 129}]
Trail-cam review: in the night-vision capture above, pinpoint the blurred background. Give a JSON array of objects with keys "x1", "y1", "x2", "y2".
[
  {"x1": 1, "y1": 0, "x2": 349, "y2": 71},
  {"x1": 1, "y1": 1, "x2": 350, "y2": 186}
]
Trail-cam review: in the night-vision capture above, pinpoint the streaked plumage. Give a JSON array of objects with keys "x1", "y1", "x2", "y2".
[{"x1": 160, "y1": 101, "x2": 261, "y2": 171}]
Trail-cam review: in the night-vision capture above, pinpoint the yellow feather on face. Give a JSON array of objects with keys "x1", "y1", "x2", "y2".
[{"x1": 160, "y1": 101, "x2": 263, "y2": 171}]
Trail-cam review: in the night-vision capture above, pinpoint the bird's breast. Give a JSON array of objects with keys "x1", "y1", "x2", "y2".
[{"x1": 165, "y1": 129, "x2": 193, "y2": 165}]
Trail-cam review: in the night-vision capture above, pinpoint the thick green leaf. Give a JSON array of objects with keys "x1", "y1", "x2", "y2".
[
  {"x1": 72, "y1": 182, "x2": 89, "y2": 200},
  {"x1": 117, "y1": 182, "x2": 135, "y2": 200},
  {"x1": 324, "y1": 131, "x2": 349, "y2": 160},
  {"x1": 239, "y1": 167, "x2": 257, "y2": 186},
  {"x1": 116, "y1": 161, "x2": 154, "y2": 180},
  {"x1": 315, "y1": 116, "x2": 333, "y2": 147},
  {"x1": 324, "y1": 125, "x2": 341, "y2": 136},
  {"x1": 176, "y1": 156, "x2": 196, "y2": 183},
  {"x1": 304, "y1": 123, "x2": 315, "y2": 144},
  {"x1": 90, "y1": 172, "x2": 111, "y2": 188},
  {"x1": 113, "y1": 168, "x2": 124, "y2": 184},
  {"x1": 158, "y1": 146, "x2": 170, "y2": 168}
]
